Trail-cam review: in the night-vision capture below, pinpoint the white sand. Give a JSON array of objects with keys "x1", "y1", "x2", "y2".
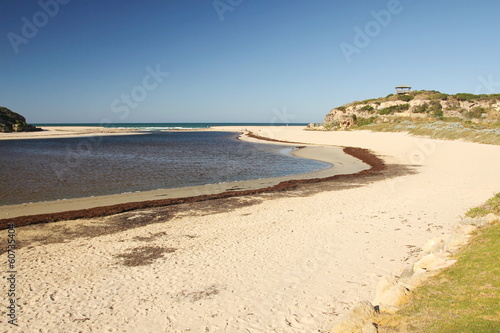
[
  {"x1": 1, "y1": 127, "x2": 499, "y2": 332},
  {"x1": 0, "y1": 126, "x2": 140, "y2": 140}
]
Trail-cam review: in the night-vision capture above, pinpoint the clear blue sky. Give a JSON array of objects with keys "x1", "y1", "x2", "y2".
[{"x1": 1, "y1": 0, "x2": 499, "y2": 123}]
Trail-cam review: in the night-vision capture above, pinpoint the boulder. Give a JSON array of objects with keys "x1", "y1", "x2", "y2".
[
  {"x1": 373, "y1": 276, "x2": 409, "y2": 308},
  {"x1": 457, "y1": 217, "x2": 481, "y2": 226},
  {"x1": 331, "y1": 301, "x2": 376, "y2": 333},
  {"x1": 413, "y1": 253, "x2": 456, "y2": 272},
  {"x1": 484, "y1": 213, "x2": 500, "y2": 224},
  {"x1": 452, "y1": 224, "x2": 478, "y2": 235},
  {"x1": 444, "y1": 233, "x2": 470, "y2": 252},
  {"x1": 406, "y1": 268, "x2": 434, "y2": 289},
  {"x1": 351, "y1": 301, "x2": 376, "y2": 318},
  {"x1": 422, "y1": 237, "x2": 445, "y2": 254},
  {"x1": 306, "y1": 123, "x2": 324, "y2": 131},
  {"x1": 331, "y1": 316, "x2": 367, "y2": 333},
  {"x1": 458, "y1": 214, "x2": 500, "y2": 228},
  {"x1": 398, "y1": 267, "x2": 414, "y2": 280}
]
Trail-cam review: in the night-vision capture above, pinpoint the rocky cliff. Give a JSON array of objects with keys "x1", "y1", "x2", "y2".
[
  {"x1": 317, "y1": 91, "x2": 500, "y2": 130},
  {"x1": 0, "y1": 107, "x2": 41, "y2": 133}
]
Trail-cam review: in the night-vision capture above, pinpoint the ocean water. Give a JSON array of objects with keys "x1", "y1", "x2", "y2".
[
  {"x1": 34, "y1": 122, "x2": 310, "y2": 130},
  {"x1": 0, "y1": 131, "x2": 329, "y2": 205}
]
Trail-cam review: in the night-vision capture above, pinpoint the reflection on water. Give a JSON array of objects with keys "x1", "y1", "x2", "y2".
[{"x1": 0, "y1": 131, "x2": 330, "y2": 205}]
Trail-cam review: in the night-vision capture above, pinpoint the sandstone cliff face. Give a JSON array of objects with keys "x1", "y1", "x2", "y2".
[
  {"x1": 0, "y1": 107, "x2": 41, "y2": 133},
  {"x1": 323, "y1": 91, "x2": 500, "y2": 129}
]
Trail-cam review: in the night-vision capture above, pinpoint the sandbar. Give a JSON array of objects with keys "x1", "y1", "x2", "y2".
[{"x1": 0, "y1": 126, "x2": 140, "y2": 140}]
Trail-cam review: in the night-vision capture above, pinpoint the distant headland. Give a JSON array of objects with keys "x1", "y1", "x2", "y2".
[
  {"x1": 310, "y1": 90, "x2": 500, "y2": 131},
  {"x1": 0, "y1": 106, "x2": 41, "y2": 133}
]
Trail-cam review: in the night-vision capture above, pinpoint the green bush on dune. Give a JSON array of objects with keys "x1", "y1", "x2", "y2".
[
  {"x1": 378, "y1": 103, "x2": 410, "y2": 115},
  {"x1": 397, "y1": 94, "x2": 414, "y2": 102}
]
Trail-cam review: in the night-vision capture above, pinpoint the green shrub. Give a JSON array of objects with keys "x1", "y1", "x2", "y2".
[
  {"x1": 360, "y1": 105, "x2": 374, "y2": 112},
  {"x1": 455, "y1": 93, "x2": 480, "y2": 101},
  {"x1": 429, "y1": 93, "x2": 449, "y2": 101},
  {"x1": 355, "y1": 117, "x2": 376, "y2": 126},
  {"x1": 433, "y1": 109, "x2": 444, "y2": 118},
  {"x1": 413, "y1": 103, "x2": 429, "y2": 113},
  {"x1": 399, "y1": 103, "x2": 410, "y2": 111},
  {"x1": 398, "y1": 94, "x2": 414, "y2": 102},
  {"x1": 378, "y1": 103, "x2": 410, "y2": 115},
  {"x1": 453, "y1": 93, "x2": 500, "y2": 102},
  {"x1": 336, "y1": 106, "x2": 346, "y2": 111},
  {"x1": 428, "y1": 100, "x2": 443, "y2": 114},
  {"x1": 465, "y1": 106, "x2": 486, "y2": 118}
]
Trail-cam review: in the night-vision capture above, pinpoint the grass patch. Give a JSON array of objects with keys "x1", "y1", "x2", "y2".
[
  {"x1": 466, "y1": 192, "x2": 500, "y2": 218},
  {"x1": 358, "y1": 121, "x2": 500, "y2": 145},
  {"x1": 381, "y1": 222, "x2": 500, "y2": 332},
  {"x1": 379, "y1": 195, "x2": 500, "y2": 332}
]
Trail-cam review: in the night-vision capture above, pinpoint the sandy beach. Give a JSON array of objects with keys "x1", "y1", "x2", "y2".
[
  {"x1": 1, "y1": 126, "x2": 500, "y2": 332},
  {"x1": 0, "y1": 126, "x2": 141, "y2": 140}
]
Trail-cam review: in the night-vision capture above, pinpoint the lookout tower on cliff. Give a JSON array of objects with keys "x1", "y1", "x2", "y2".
[{"x1": 395, "y1": 85, "x2": 412, "y2": 95}]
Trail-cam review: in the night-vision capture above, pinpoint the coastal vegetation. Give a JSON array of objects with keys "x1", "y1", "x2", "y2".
[
  {"x1": 312, "y1": 90, "x2": 500, "y2": 144},
  {"x1": 378, "y1": 194, "x2": 500, "y2": 332},
  {"x1": 355, "y1": 120, "x2": 500, "y2": 145},
  {"x1": 0, "y1": 106, "x2": 41, "y2": 132},
  {"x1": 466, "y1": 192, "x2": 500, "y2": 218}
]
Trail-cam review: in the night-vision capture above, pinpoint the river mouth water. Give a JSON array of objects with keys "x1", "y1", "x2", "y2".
[{"x1": 0, "y1": 131, "x2": 330, "y2": 206}]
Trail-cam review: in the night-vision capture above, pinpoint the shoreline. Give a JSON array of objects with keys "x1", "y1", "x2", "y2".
[
  {"x1": 0, "y1": 125, "x2": 142, "y2": 140},
  {"x1": 0, "y1": 124, "x2": 306, "y2": 140},
  {"x1": 0, "y1": 136, "x2": 382, "y2": 228}
]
